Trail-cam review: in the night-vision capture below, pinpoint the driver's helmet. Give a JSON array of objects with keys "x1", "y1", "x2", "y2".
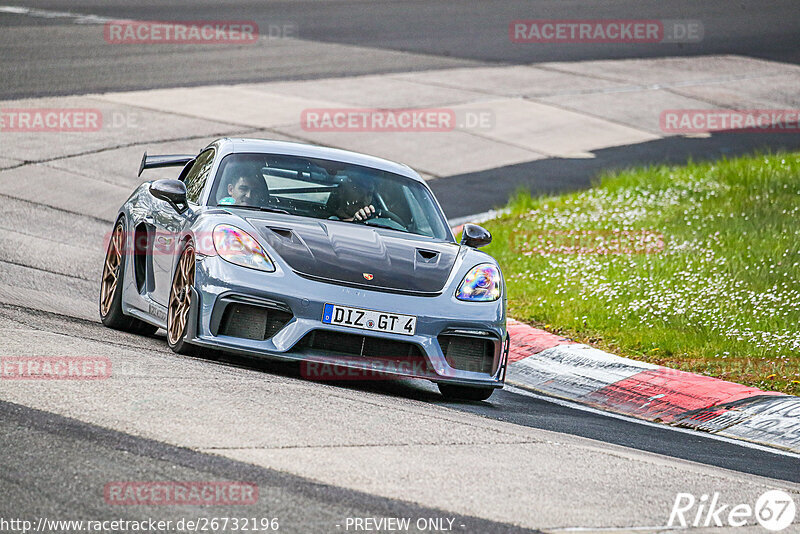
[{"x1": 336, "y1": 174, "x2": 374, "y2": 212}]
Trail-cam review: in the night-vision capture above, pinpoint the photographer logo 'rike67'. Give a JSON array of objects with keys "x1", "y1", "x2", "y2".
[{"x1": 668, "y1": 490, "x2": 796, "y2": 531}]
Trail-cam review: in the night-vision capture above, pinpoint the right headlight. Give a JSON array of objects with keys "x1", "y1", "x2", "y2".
[
  {"x1": 212, "y1": 224, "x2": 275, "y2": 272},
  {"x1": 456, "y1": 263, "x2": 501, "y2": 302}
]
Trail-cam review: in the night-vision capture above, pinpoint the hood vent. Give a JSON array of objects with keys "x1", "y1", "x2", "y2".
[{"x1": 267, "y1": 227, "x2": 294, "y2": 240}]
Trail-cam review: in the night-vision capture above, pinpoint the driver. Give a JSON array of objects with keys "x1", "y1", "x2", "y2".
[
  {"x1": 218, "y1": 163, "x2": 269, "y2": 207},
  {"x1": 327, "y1": 176, "x2": 376, "y2": 222}
]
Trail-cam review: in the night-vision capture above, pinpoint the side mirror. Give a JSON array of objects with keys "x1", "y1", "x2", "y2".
[
  {"x1": 150, "y1": 179, "x2": 188, "y2": 213},
  {"x1": 460, "y1": 223, "x2": 492, "y2": 248}
]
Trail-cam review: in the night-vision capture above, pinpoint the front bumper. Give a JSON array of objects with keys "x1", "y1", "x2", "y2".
[{"x1": 188, "y1": 255, "x2": 508, "y2": 388}]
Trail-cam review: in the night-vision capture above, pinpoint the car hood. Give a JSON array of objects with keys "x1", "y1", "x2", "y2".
[{"x1": 247, "y1": 216, "x2": 459, "y2": 294}]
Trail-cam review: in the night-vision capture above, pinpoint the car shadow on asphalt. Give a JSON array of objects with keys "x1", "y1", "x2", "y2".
[{"x1": 213, "y1": 350, "x2": 489, "y2": 404}]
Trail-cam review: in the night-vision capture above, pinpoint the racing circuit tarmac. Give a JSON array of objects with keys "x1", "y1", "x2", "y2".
[
  {"x1": 1, "y1": 0, "x2": 799, "y2": 99},
  {"x1": 1, "y1": 1, "x2": 799, "y2": 532},
  {"x1": 1, "y1": 305, "x2": 798, "y2": 532}
]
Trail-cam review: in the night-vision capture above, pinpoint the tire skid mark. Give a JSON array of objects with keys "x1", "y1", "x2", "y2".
[
  {"x1": 0, "y1": 302, "x2": 168, "y2": 353},
  {"x1": 0, "y1": 192, "x2": 115, "y2": 224},
  {"x1": 0, "y1": 258, "x2": 95, "y2": 282},
  {"x1": 0, "y1": 128, "x2": 263, "y2": 172}
]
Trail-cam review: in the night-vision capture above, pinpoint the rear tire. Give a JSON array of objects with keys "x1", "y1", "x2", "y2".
[
  {"x1": 99, "y1": 219, "x2": 158, "y2": 336},
  {"x1": 437, "y1": 383, "x2": 495, "y2": 401}
]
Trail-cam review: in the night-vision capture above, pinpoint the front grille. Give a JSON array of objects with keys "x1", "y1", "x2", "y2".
[
  {"x1": 296, "y1": 330, "x2": 425, "y2": 360},
  {"x1": 438, "y1": 334, "x2": 496, "y2": 374},
  {"x1": 218, "y1": 303, "x2": 292, "y2": 340}
]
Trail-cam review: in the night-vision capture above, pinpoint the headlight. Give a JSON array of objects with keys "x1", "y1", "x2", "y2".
[
  {"x1": 213, "y1": 224, "x2": 275, "y2": 272},
  {"x1": 456, "y1": 264, "x2": 501, "y2": 302}
]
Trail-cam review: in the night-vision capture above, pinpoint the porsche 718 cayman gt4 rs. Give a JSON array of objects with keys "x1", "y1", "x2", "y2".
[{"x1": 100, "y1": 138, "x2": 508, "y2": 400}]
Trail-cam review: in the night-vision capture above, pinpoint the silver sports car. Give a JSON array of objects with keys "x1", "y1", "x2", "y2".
[{"x1": 100, "y1": 138, "x2": 508, "y2": 400}]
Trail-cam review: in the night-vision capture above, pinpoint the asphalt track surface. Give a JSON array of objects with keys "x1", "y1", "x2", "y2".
[
  {"x1": 1, "y1": 2, "x2": 800, "y2": 532},
  {"x1": 0, "y1": 399, "x2": 536, "y2": 534},
  {"x1": 0, "y1": 304, "x2": 797, "y2": 532},
  {"x1": 1, "y1": 0, "x2": 799, "y2": 99},
  {"x1": 3, "y1": 1, "x2": 800, "y2": 217},
  {"x1": 1, "y1": 304, "x2": 798, "y2": 485}
]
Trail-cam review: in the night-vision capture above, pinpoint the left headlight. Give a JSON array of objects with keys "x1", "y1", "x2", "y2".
[
  {"x1": 456, "y1": 263, "x2": 501, "y2": 302},
  {"x1": 213, "y1": 224, "x2": 275, "y2": 272}
]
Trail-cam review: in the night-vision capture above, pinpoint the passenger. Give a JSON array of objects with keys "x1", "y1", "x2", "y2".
[{"x1": 218, "y1": 164, "x2": 269, "y2": 207}]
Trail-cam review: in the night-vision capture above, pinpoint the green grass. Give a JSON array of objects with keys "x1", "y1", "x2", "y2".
[{"x1": 481, "y1": 153, "x2": 800, "y2": 394}]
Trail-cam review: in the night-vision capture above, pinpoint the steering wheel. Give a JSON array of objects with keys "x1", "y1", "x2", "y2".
[{"x1": 365, "y1": 208, "x2": 405, "y2": 226}]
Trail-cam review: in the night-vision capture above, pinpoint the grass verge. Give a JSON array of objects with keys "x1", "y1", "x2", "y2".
[{"x1": 481, "y1": 153, "x2": 800, "y2": 394}]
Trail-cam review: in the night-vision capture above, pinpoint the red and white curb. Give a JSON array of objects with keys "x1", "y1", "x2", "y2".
[{"x1": 505, "y1": 319, "x2": 800, "y2": 454}]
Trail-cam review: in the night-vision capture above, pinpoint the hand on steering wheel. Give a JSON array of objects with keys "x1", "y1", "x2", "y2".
[
  {"x1": 352, "y1": 204, "x2": 377, "y2": 221},
  {"x1": 350, "y1": 205, "x2": 406, "y2": 227}
]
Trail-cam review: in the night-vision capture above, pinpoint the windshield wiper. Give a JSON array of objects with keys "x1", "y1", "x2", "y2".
[{"x1": 220, "y1": 205, "x2": 291, "y2": 215}]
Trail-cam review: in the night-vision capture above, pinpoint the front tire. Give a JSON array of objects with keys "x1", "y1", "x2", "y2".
[
  {"x1": 99, "y1": 220, "x2": 158, "y2": 336},
  {"x1": 438, "y1": 383, "x2": 495, "y2": 401},
  {"x1": 167, "y1": 242, "x2": 218, "y2": 360}
]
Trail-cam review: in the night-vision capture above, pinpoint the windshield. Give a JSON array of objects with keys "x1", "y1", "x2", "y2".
[{"x1": 209, "y1": 153, "x2": 451, "y2": 240}]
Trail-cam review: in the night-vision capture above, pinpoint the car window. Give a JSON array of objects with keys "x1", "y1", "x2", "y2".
[
  {"x1": 208, "y1": 153, "x2": 451, "y2": 240},
  {"x1": 183, "y1": 149, "x2": 215, "y2": 204}
]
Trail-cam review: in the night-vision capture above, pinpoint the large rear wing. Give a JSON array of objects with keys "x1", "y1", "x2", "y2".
[{"x1": 138, "y1": 152, "x2": 195, "y2": 177}]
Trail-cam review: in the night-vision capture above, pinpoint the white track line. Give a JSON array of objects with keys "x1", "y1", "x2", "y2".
[
  {"x1": 448, "y1": 208, "x2": 509, "y2": 227},
  {"x1": 0, "y1": 5, "x2": 291, "y2": 42},
  {"x1": 506, "y1": 384, "x2": 800, "y2": 459},
  {"x1": 0, "y1": 5, "x2": 122, "y2": 24}
]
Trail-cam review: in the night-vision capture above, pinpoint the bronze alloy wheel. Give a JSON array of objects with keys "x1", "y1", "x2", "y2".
[
  {"x1": 168, "y1": 244, "x2": 195, "y2": 346},
  {"x1": 100, "y1": 223, "x2": 124, "y2": 317}
]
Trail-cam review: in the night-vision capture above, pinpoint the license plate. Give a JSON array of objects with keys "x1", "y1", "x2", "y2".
[{"x1": 322, "y1": 303, "x2": 417, "y2": 336}]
